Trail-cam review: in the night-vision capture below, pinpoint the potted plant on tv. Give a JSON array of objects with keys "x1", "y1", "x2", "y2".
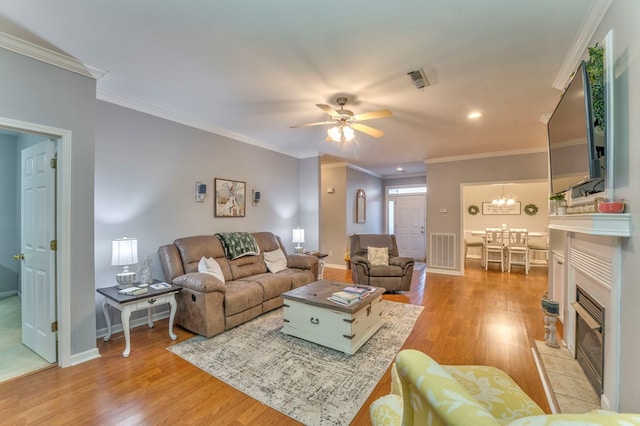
[{"x1": 549, "y1": 193, "x2": 567, "y2": 215}]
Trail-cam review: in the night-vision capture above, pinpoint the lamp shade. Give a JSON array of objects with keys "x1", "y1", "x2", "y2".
[
  {"x1": 111, "y1": 237, "x2": 139, "y2": 266},
  {"x1": 292, "y1": 228, "x2": 305, "y2": 244}
]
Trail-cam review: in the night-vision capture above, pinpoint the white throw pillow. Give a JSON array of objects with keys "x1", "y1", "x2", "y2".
[
  {"x1": 263, "y1": 248, "x2": 288, "y2": 273},
  {"x1": 198, "y1": 256, "x2": 225, "y2": 283},
  {"x1": 368, "y1": 246, "x2": 389, "y2": 266}
]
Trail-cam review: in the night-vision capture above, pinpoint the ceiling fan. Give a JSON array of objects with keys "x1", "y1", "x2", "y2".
[{"x1": 290, "y1": 97, "x2": 392, "y2": 142}]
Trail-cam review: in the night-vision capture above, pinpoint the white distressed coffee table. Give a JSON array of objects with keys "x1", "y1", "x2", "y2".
[{"x1": 281, "y1": 280, "x2": 385, "y2": 355}]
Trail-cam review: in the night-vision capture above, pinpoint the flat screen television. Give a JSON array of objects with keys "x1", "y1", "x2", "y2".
[{"x1": 547, "y1": 60, "x2": 604, "y2": 195}]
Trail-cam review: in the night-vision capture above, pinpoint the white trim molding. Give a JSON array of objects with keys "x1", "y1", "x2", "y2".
[
  {"x1": 551, "y1": 0, "x2": 613, "y2": 91},
  {"x1": 0, "y1": 32, "x2": 107, "y2": 79}
]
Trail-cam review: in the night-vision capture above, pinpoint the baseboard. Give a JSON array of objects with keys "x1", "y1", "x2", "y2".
[
  {"x1": 427, "y1": 267, "x2": 463, "y2": 276},
  {"x1": 0, "y1": 290, "x2": 18, "y2": 299},
  {"x1": 325, "y1": 263, "x2": 347, "y2": 270},
  {"x1": 531, "y1": 345, "x2": 560, "y2": 413},
  {"x1": 70, "y1": 347, "x2": 101, "y2": 366},
  {"x1": 95, "y1": 308, "x2": 171, "y2": 339}
]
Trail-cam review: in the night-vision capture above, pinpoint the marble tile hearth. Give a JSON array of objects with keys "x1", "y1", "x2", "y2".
[{"x1": 533, "y1": 340, "x2": 601, "y2": 414}]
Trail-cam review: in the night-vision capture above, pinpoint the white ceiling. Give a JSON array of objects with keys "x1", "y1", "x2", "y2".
[{"x1": 0, "y1": 1, "x2": 602, "y2": 177}]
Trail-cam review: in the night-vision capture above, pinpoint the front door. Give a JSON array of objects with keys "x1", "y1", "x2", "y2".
[
  {"x1": 21, "y1": 139, "x2": 57, "y2": 363},
  {"x1": 394, "y1": 195, "x2": 426, "y2": 260}
]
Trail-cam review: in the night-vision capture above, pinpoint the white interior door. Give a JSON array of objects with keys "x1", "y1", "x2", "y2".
[
  {"x1": 21, "y1": 139, "x2": 57, "y2": 363},
  {"x1": 394, "y1": 195, "x2": 426, "y2": 260}
]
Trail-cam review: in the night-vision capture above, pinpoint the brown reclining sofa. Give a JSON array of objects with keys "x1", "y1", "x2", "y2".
[{"x1": 158, "y1": 231, "x2": 318, "y2": 337}]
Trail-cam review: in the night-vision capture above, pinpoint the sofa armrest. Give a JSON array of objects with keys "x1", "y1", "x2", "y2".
[
  {"x1": 172, "y1": 273, "x2": 226, "y2": 293},
  {"x1": 389, "y1": 256, "x2": 414, "y2": 269},
  {"x1": 351, "y1": 255, "x2": 370, "y2": 265},
  {"x1": 286, "y1": 253, "x2": 318, "y2": 270}
]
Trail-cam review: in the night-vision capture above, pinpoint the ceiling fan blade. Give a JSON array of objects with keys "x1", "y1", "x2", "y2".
[
  {"x1": 316, "y1": 104, "x2": 341, "y2": 117},
  {"x1": 352, "y1": 123, "x2": 384, "y2": 138},
  {"x1": 353, "y1": 109, "x2": 392, "y2": 121},
  {"x1": 289, "y1": 120, "x2": 335, "y2": 128}
]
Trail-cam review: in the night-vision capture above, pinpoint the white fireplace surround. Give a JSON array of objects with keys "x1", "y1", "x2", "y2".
[{"x1": 549, "y1": 213, "x2": 631, "y2": 411}]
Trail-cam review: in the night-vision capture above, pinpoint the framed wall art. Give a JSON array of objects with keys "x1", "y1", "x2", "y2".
[
  {"x1": 214, "y1": 178, "x2": 246, "y2": 217},
  {"x1": 482, "y1": 201, "x2": 521, "y2": 215}
]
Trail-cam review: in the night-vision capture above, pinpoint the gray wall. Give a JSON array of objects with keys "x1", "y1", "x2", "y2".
[
  {"x1": 382, "y1": 175, "x2": 427, "y2": 188},
  {"x1": 320, "y1": 164, "x2": 347, "y2": 265},
  {"x1": 0, "y1": 134, "x2": 18, "y2": 296},
  {"x1": 346, "y1": 167, "x2": 383, "y2": 236},
  {"x1": 426, "y1": 152, "x2": 548, "y2": 272},
  {"x1": 298, "y1": 156, "x2": 320, "y2": 252},
  {"x1": 593, "y1": 0, "x2": 640, "y2": 411},
  {"x1": 0, "y1": 48, "x2": 97, "y2": 357},
  {"x1": 319, "y1": 163, "x2": 383, "y2": 266},
  {"x1": 94, "y1": 101, "x2": 315, "y2": 331}
]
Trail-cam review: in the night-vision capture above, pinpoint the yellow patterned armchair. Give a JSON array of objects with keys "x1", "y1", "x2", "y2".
[{"x1": 370, "y1": 349, "x2": 640, "y2": 426}]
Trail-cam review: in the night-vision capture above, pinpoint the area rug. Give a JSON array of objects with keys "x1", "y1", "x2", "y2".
[{"x1": 168, "y1": 300, "x2": 423, "y2": 425}]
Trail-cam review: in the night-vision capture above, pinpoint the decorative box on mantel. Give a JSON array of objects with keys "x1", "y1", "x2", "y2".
[{"x1": 548, "y1": 213, "x2": 631, "y2": 237}]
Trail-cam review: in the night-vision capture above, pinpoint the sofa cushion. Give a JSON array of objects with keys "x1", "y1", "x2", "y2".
[
  {"x1": 174, "y1": 235, "x2": 226, "y2": 273},
  {"x1": 198, "y1": 256, "x2": 225, "y2": 283},
  {"x1": 263, "y1": 248, "x2": 288, "y2": 273},
  {"x1": 229, "y1": 254, "x2": 268, "y2": 280},
  {"x1": 224, "y1": 281, "x2": 264, "y2": 316},
  {"x1": 215, "y1": 232, "x2": 260, "y2": 259},
  {"x1": 368, "y1": 246, "x2": 389, "y2": 266},
  {"x1": 246, "y1": 272, "x2": 292, "y2": 300}
]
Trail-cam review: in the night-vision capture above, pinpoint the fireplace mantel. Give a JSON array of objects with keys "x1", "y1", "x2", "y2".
[{"x1": 548, "y1": 213, "x2": 631, "y2": 237}]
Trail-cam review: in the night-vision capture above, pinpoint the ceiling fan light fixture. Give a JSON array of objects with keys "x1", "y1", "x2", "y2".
[{"x1": 327, "y1": 125, "x2": 355, "y2": 143}]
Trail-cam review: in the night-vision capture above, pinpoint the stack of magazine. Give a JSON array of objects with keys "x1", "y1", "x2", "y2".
[
  {"x1": 328, "y1": 285, "x2": 375, "y2": 306},
  {"x1": 118, "y1": 286, "x2": 148, "y2": 296}
]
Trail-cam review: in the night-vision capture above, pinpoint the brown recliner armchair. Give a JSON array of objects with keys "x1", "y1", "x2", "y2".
[{"x1": 350, "y1": 234, "x2": 414, "y2": 292}]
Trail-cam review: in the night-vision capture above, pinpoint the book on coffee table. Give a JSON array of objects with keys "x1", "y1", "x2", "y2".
[
  {"x1": 329, "y1": 291, "x2": 361, "y2": 305},
  {"x1": 343, "y1": 285, "x2": 375, "y2": 297}
]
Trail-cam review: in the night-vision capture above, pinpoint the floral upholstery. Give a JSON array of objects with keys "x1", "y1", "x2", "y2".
[
  {"x1": 370, "y1": 350, "x2": 640, "y2": 426},
  {"x1": 444, "y1": 365, "x2": 543, "y2": 423}
]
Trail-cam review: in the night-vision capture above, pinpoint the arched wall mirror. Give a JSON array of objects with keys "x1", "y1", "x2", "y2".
[{"x1": 356, "y1": 189, "x2": 366, "y2": 223}]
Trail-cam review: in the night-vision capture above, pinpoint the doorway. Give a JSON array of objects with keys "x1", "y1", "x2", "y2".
[
  {"x1": 0, "y1": 116, "x2": 74, "y2": 375},
  {"x1": 0, "y1": 131, "x2": 58, "y2": 381},
  {"x1": 386, "y1": 185, "x2": 426, "y2": 261}
]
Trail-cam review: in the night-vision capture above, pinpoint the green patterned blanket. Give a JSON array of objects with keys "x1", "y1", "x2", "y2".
[{"x1": 215, "y1": 232, "x2": 260, "y2": 259}]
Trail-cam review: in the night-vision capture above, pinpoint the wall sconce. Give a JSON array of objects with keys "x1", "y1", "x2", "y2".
[
  {"x1": 196, "y1": 182, "x2": 207, "y2": 203},
  {"x1": 111, "y1": 236, "x2": 138, "y2": 288},
  {"x1": 252, "y1": 189, "x2": 261, "y2": 206}
]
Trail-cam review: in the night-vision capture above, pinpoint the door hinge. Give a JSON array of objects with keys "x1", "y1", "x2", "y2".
[
  {"x1": 50, "y1": 240, "x2": 57, "y2": 251},
  {"x1": 50, "y1": 158, "x2": 57, "y2": 169},
  {"x1": 51, "y1": 321, "x2": 58, "y2": 332}
]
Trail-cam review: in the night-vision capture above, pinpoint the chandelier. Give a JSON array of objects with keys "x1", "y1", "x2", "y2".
[{"x1": 492, "y1": 185, "x2": 515, "y2": 205}]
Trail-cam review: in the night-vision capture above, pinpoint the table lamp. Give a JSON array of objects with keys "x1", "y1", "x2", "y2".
[
  {"x1": 292, "y1": 228, "x2": 305, "y2": 253},
  {"x1": 112, "y1": 236, "x2": 139, "y2": 288}
]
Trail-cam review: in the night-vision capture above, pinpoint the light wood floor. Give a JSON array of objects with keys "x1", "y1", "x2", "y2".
[{"x1": 0, "y1": 261, "x2": 553, "y2": 425}]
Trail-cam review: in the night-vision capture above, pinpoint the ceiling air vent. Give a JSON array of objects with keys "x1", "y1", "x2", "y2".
[{"x1": 407, "y1": 68, "x2": 430, "y2": 90}]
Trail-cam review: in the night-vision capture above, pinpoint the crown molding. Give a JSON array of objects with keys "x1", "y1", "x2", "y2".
[
  {"x1": 425, "y1": 146, "x2": 547, "y2": 165},
  {"x1": 551, "y1": 0, "x2": 612, "y2": 91},
  {"x1": 96, "y1": 87, "x2": 305, "y2": 159},
  {"x1": 0, "y1": 32, "x2": 107, "y2": 79}
]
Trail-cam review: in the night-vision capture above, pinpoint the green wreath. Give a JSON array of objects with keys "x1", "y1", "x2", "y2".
[
  {"x1": 524, "y1": 204, "x2": 538, "y2": 216},
  {"x1": 467, "y1": 205, "x2": 480, "y2": 215}
]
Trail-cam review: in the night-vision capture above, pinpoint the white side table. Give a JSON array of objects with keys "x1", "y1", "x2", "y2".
[
  {"x1": 97, "y1": 282, "x2": 181, "y2": 357},
  {"x1": 305, "y1": 252, "x2": 328, "y2": 279}
]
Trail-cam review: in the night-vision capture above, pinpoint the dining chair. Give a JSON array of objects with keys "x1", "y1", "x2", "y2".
[
  {"x1": 507, "y1": 228, "x2": 529, "y2": 273},
  {"x1": 483, "y1": 228, "x2": 505, "y2": 271},
  {"x1": 528, "y1": 233, "x2": 549, "y2": 266}
]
